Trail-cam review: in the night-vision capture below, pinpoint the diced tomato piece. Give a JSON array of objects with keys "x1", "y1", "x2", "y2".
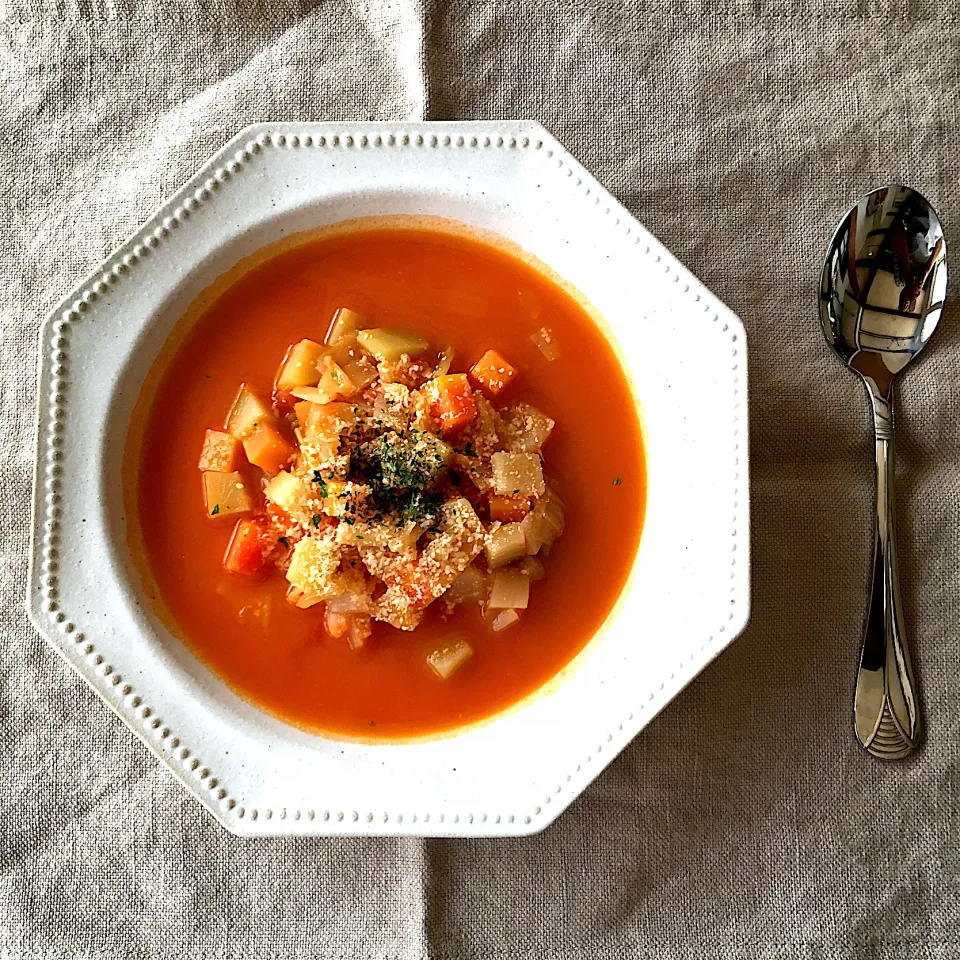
[
  {"x1": 223, "y1": 516, "x2": 275, "y2": 576},
  {"x1": 198, "y1": 429, "x2": 242, "y2": 472},
  {"x1": 242, "y1": 421, "x2": 296, "y2": 475},
  {"x1": 430, "y1": 374, "x2": 478, "y2": 437},
  {"x1": 469, "y1": 349, "x2": 517, "y2": 398},
  {"x1": 489, "y1": 494, "x2": 530, "y2": 523},
  {"x1": 265, "y1": 502, "x2": 294, "y2": 529}
]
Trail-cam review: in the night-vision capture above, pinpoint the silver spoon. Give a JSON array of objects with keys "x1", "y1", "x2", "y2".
[{"x1": 820, "y1": 185, "x2": 947, "y2": 760}]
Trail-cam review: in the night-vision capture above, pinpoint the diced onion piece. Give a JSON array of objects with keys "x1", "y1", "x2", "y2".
[
  {"x1": 347, "y1": 614, "x2": 372, "y2": 650},
  {"x1": 357, "y1": 327, "x2": 429, "y2": 363},
  {"x1": 317, "y1": 357, "x2": 357, "y2": 399},
  {"x1": 286, "y1": 584, "x2": 304, "y2": 606},
  {"x1": 491, "y1": 609, "x2": 521, "y2": 633},
  {"x1": 263, "y1": 470, "x2": 305, "y2": 512},
  {"x1": 501, "y1": 402, "x2": 555, "y2": 454},
  {"x1": 426, "y1": 636, "x2": 474, "y2": 679},
  {"x1": 325, "y1": 607, "x2": 350, "y2": 639},
  {"x1": 296, "y1": 592, "x2": 324, "y2": 609},
  {"x1": 276, "y1": 339, "x2": 324, "y2": 389},
  {"x1": 202, "y1": 471, "x2": 254, "y2": 518},
  {"x1": 226, "y1": 385, "x2": 274, "y2": 440},
  {"x1": 327, "y1": 592, "x2": 369, "y2": 614},
  {"x1": 485, "y1": 522, "x2": 527, "y2": 568},
  {"x1": 530, "y1": 326, "x2": 560, "y2": 361},
  {"x1": 198, "y1": 429, "x2": 243, "y2": 472},
  {"x1": 325, "y1": 307, "x2": 365, "y2": 345},
  {"x1": 518, "y1": 556, "x2": 546, "y2": 581},
  {"x1": 520, "y1": 497, "x2": 564, "y2": 555},
  {"x1": 444, "y1": 564, "x2": 490, "y2": 605},
  {"x1": 435, "y1": 343, "x2": 455, "y2": 377},
  {"x1": 491, "y1": 452, "x2": 545, "y2": 498},
  {"x1": 291, "y1": 385, "x2": 337, "y2": 404},
  {"x1": 488, "y1": 570, "x2": 530, "y2": 610},
  {"x1": 329, "y1": 334, "x2": 379, "y2": 390}
]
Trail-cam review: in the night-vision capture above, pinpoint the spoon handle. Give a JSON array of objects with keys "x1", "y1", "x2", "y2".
[{"x1": 854, "y1": 392, "x2": 921, "y2": 759}]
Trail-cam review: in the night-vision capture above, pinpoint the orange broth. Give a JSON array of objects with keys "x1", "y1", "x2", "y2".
[{"x1": 134, "y1": 224, "x2": 645, "y2": 739}]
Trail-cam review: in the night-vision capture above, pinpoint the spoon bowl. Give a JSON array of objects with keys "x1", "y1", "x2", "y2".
[{"x1": 820, "y1": 185, "x2": 947, "y2": 760}]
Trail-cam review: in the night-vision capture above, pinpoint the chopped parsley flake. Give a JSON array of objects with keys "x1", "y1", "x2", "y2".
[
  {"x1": 278, "y1": 536, "x2": 289, "y2": 547},
  {"x1": 614, "y1": 477, "x2": 622, "y2": 485},
  {"x1": 211, "y1": 504, "x2": 220, "y2": 516},
  {"x1": 312, "y1": 471, "x2": 329, "y2": 497},
  {"x1": 311, "y1": 514, "x2": 322, "y2": 528}
]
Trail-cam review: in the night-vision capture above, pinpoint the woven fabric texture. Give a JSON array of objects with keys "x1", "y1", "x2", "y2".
[{"x1": 2, "y1": 3, "x2": 959, "y2": 958}]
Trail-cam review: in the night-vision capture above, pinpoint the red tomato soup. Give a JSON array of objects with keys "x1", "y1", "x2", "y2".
[{"x1": 131, "y1": 223, "x2": 646, "y2": 739}]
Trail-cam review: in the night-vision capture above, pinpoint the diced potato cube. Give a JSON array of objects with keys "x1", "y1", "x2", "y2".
[
  {"x1": 444, "y1": 564, "x2": 490, "y2": 605},
  {"x1": 501, "y1": 402, "x2": 555, "y2": 453},
  {"x1": 491, "y1": 452, "x2": 545, "y2": 498},
  {"x1": 488, "y1": 569, "x2": 530, "y2": 610},
  {"x1": 426, "y1": 636, "x2": 474, "y2": 679},
  {"x1": 286, "y1": 537, "x2": 341, "y2": 599},
  {"x1": 226, "y1": 385, "x2": 274, "y2": 440},
  {"x1": 357, "y1": 327, "x2": 429, "y2": 363},
  {"x1": 202, "y1": 471, "x2": 254, "y2": 518},
  {"x1": 485, "y1": 522, "x2": 527, "y2": 568},
  {"x1": 469, "y1": 349, "x2": 518, "y2": 398},
  {"x1": 325, "y1": 307, "x2": 365, "y2": 345},
  {"x1": 298, "y1": 401, "x2": 357, "y2": 443},
  {"x1": 198, "y1": 429, "x2": 242, "y2": 472},
  {"x1": 276, "y1": 339, "x2": 324, "y2": 389},
  {"x1": 263, "y1": 471, "x2": 306, "y2": 512},
  {"x1": 491, "y1": 608, "x2": 521, "y2": 633},
  {"x1": 243, "y1": 421, "x2": 296, "y2": 475}
]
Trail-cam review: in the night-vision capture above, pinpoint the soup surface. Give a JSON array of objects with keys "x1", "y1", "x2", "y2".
[{"x1": 132, "y1": 222, "x2": 645, "y2": 738}]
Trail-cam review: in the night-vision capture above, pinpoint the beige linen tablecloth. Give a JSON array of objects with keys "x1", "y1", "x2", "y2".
[{"x1": 3, "y1": 3, "x2": 959, "y2": 957}]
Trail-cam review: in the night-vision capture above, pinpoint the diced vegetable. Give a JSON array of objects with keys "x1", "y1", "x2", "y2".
[
  {"x1": 529, "y1": 326, "x2": 560, "y2": 361},
  {"x1": 469, "y1": 348, "x2": 517, "y2": 398},
  {"x1": 485, "y1": 522, "x2": 527, "y2": 568},
  {"x1": 347, "y1": 614, "x2": 372, "y2": 650},
  {"x1": 444, "y1": 564, "x2": 489, "y2": 605},
  {"x1": 501, "y1": 402, "x2": 555, "y2": 454},
  {"x1": 286, "y1": 537, "x2": 341, "y2": 599},
  {"x1": 491, "y1": 452, "x2": 545, "y2": 498},
  {"x1": 198, "y1": 429, "x2": 243, "y2": 472},
  {"x1": 435, "y1": 343, "x2": 455, "y2": 377},
  {"x1": 519, "y1": 496, "x2": 564, "y2": 555},
  {"x1": 426, "y1": 636, "x2": 474, "y2": 679},
  {"x1": 287, "y1": 584, "x2": 323, "y2": 609},
  {"x1": 316, "y1": 356, "x2": 357, "y2": 399},
  {"x1": 325, "y1": 307, "x2": 364, "y2": 345},
  {"x1": 491, "y1": 608, "x2": 521, "y2": 633},
  {"x1": 325, "y1": 607, "x2": 349, "y2": 639},
  {"x1": 202, "y1": 470, "x2": 254, "y2": 518},
  {"x1": 518, "y1": 556, "x2": 546, "y2": 581},
  {"x1": 328, "y1": 334, "x2": 378, "y2": 390},
  {"x1": 242, "y1": 421, "x2": 296, "y2": 475},
  {"x1": 489, "y1": 494, "x2": 530, "y2": 524},
  {"x1": 327, "y1": 592, "x2": 370, "y2": 614},
  {"x1": 223, "y1": 516, "x2": 274, "y2": 575},
  {"x1": 357, "y1": 327, "x2": 429, "y2": 363},
  {"x1": 429, "y1": 373, "x2": 477, "y2": 437},
  {"x1": 488, "y1": 569, "x2": 530, "y2": 610},
  {"x1": 276, "y1": 339, "x2": 324, "y2": 390},
  {"x1": 263, "y1": 471, "x2": 306, "y2": 512},
  {"x1": 226, "y1": 385, "x2": 274, "y2": 440}
]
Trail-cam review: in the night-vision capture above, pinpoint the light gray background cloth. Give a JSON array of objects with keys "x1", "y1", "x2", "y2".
[{"x1": 2, "y1": 2, "x2": 959, "y2": 957}]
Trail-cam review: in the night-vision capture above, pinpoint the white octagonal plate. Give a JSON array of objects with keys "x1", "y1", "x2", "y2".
[{"x1": 27, "y1": 122, "x2": 749, "y2": 836}]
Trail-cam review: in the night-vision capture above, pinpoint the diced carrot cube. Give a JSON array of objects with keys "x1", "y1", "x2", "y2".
[
  {"x1": 429, "y1": 374, "x2": 478, "y2": 437},
  {"x1": 469, "y1": 349, "x2": 518, "y2": 398},
  {"x1": 242, "y1": 421, "x2": 296, "y2": 476},
  {"x1": 223, "y1": 516, "x2": 274, "y2": 575},
  {"x1": 489, "y1": 494, "x2": 530, "y2": 524},
  {"x1": 198, "y1": 429, "x2": 242, "y2": 472}
]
